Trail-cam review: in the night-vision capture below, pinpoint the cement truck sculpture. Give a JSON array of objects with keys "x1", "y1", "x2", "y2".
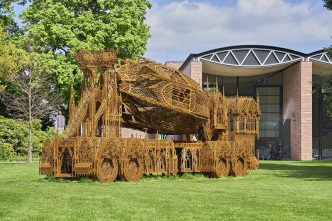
[{"x1": 40, "y1": 50, "x2": 261, "y2": 182}]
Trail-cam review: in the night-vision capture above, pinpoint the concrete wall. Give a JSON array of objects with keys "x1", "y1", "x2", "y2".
[
  {"x1": 283, "y1": 62, "x2": 312, "y2": 160},
  {"x1": 191, "y1": 61, "x2": 203, "y2": 86},
  {"x1": 182, "y1": 61, "x2": 202, "y2": 86}
]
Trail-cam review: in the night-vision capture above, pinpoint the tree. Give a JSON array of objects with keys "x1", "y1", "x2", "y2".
[
  {"x1": 19, "y1": 0, "x2": 151, "y2": 90},
  {"x1": 0, "y1": 0, "x2": 21, "y2": 34},
  {"x1": 0, "y1": 53, "x2": 63, "y2": 163},
  {"x1": 0, "y1": 27, "x2": 26, "y2": 91}
]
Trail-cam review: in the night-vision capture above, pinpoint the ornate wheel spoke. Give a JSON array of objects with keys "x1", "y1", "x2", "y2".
[
  {"x1": 211, "y1": 157, "x2": 230, "y2": 178},
  {"x1": 233, "y1": 158, "x2": 247, "y2": 176},
  {"x1": 96, "y1": 158, "x2": 118, "y2": 182},
  {"x1": 123, "y1": 157, "x2": 143, "y2": 182}
]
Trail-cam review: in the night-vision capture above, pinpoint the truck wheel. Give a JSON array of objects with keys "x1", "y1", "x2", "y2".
[
  {"x1": 233, "y1": 158, "x2": 247, "y2": 176},
  {"x1": 123, "y1": 157, "x2": 143, "y2": 181},
  {"x1": 211, "y1": 157, "x2": 230, "y2": 178},
  {"x1": 96, "y1": 158, "x2": 119, "y2": 182}
]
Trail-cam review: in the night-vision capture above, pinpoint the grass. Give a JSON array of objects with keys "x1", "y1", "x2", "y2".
[
  {"x1": 1, "y1": 161, "x2": 332, "y2": 221},
  {"x1": 0, "y1": 155, "x2": 39, "y2": 163}
]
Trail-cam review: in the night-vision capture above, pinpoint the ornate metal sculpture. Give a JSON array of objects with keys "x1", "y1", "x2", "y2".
[{"x1": 40, "y1": 50, "x2": 261, "y2": 182}]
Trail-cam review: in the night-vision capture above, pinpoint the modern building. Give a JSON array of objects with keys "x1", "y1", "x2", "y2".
[{"x1": 166, "y1": 45, "x2": 332, "y2": 161}]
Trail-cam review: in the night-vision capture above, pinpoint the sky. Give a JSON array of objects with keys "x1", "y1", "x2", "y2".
[
  {"x1": 13, "y1": 0, "x2": 332, "y2": 63},
  {"x1": 146, "y1": 0, "x2": 332, "y2": 62}
]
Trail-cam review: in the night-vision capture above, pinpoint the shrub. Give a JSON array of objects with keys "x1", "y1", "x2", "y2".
[
  {"x1": 0, "y1": 142, "x2": 16, "y2": 161},
  {"x1": 0, "y1": 116, "x2": 57, "y2": 161}
]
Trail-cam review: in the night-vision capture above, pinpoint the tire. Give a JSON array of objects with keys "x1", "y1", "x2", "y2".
[
  {"x1": 211, "y1": 157, "x2": 230, "y2": 178},
  {"x1": 233, "y1": 158, "x2": 247, "y2": 176},
  {"x1": 96, "y1": 158, "x2": 119, "y2": 182},
  {"x1": 123, "y1": 157, "x2": 143, "y2": 181}
]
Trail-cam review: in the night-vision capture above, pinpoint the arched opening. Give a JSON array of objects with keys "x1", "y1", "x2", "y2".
[
  {"x1": 61, "y1": 148, "x2": 72, "y2": 174},
  {"x1": 185, "y1": 149, "x2": 192, "y2": 170},
  {"x1": 96, "y1": 117, "x2": 104, "y2": 137}
]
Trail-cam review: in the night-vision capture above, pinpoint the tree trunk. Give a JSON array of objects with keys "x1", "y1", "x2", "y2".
[
  {"x1": 27, "y1": 71, "x2": 33, "y2": 164},
  {"x1": 28, "y1": 117, "x2": 32, "y2": 164}
]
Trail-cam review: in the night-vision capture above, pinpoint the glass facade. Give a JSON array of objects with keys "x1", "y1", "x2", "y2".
[{"x1": 312, "y1": 75, "x2": 332, "y2": 159}]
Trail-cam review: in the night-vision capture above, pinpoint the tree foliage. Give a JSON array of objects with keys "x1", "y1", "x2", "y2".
[
  {"x1": 1, "y1": 53, "x2": 63, "y2": 120},
  {"x1": 20, "y1": 0, "x2": 151, "y2": 89},
  {"x1": 0, "y1": 0, "x2": 21, "y2": 34},
  {"x1": 0, "y1": 27, "x2": 26, "y2": 91}
]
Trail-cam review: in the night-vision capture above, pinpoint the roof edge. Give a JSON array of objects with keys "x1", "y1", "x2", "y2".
[{"x1": 179, "y1": 45, "x2": 327, "y2": 70}]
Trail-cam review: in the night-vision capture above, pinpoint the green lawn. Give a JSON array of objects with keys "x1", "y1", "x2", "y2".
[{"x1": 1, "y1": 161, "x2": 332, "y2": 221}]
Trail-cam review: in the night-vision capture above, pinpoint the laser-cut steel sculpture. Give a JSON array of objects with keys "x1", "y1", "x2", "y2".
[{"x1": 40, "y1": 50, "x2": 261, "y2": 182}]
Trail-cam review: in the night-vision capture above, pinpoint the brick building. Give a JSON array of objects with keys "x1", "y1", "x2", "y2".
[{"x1": 168, "y1": 45, "x2": 332, "y2": 160}]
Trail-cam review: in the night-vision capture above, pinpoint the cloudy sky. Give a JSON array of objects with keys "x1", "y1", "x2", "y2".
[
  {"x1": 13, "y1": 0, "x2": 332, "y2": 63},
  {"x1": 146, "y1": 0, "x2": 332, "y2": 62}
]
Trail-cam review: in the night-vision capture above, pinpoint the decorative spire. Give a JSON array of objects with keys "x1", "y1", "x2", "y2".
[
  {"x1": 256, "y1": 90, "x2": 260, "y2": 105},
  {"x1": 215, "y1": 76, "x2": 218, "y2": 92},
  {"x1": 236, "y1": 89, "x2": 239, "y2": 97},
  {"x1": 206, "y1": 76, "x2": 210, "y2": 91}
]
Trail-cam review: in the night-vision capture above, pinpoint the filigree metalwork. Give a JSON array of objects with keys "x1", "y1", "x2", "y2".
[{"x1": 40, "y1": 50, "x2": 261, "y2": 182}]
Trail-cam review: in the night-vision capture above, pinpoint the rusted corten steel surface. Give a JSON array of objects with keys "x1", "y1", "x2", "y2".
[{"x1": 40, "y1": 50, "x2": 261, "y2": 182}]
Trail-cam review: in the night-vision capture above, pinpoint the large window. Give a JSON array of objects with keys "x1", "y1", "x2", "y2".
[
  {"x1": 202, "y1": 73, "x2": 223, "y2": 92},
  {"x1": 223, "y1": 77, "x2": 237, "y2": 96},
  {"x1": 239, "y1": 76, "x2": 254, "y2": 96},
  {"x1": 257, "y1": 87, "x2": 281, "y2": 138}
]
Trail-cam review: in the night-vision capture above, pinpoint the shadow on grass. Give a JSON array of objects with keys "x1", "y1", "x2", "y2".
[
  {"x1": 41, "y1": 176, "x2": 96, "y2": 183},
  {"x1": 142, "y1": 173, "x2": 208, "y2": 181},
  {"x1": 39, "y1": 162, "x2": 332, "y2": 183},
  {"x1": 41, "y1": 173, "x2": 210, "y2": 184},
  {"x1": 260, "y1": 161, "x2": 332, "y2": 181}
]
